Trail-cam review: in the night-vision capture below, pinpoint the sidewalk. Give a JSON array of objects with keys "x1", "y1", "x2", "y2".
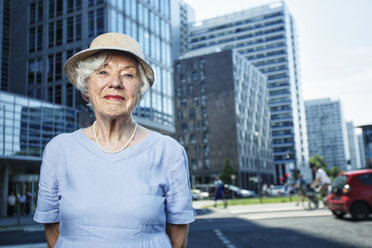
[{"x1": 0, "y1": 216, "x2": 43, "y2": 233}]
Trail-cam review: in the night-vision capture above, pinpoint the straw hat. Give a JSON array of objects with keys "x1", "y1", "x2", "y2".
[{"x1": 64, "y1": 32, "x2": 155, "y2": 87}]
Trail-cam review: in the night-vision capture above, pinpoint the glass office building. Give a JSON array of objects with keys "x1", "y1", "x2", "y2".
[
  {"x1": 359, "y1": 124, "x2": 372, "y2": 169},
  {"x1": 305, "y1": 98, "x2": 350, "y2": 171},
  {"x1": 0, "y1": 91, "x2": 78, "y2": 216},
  {"x1": 8, "y1": 0, "x2": 174, "y2": 133},
  {"x1": 185, "y1": 1, "x2": 310, "y2": 181}
]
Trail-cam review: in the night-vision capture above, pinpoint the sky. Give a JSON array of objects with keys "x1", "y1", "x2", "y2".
[{"x1": 182, "y1": 0, "x2": 372, "y2": 127}]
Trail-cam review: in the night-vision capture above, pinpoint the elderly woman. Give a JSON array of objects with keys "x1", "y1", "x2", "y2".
[{"x1": 33, "y1": 33, "x2": 195, "y2": 248}]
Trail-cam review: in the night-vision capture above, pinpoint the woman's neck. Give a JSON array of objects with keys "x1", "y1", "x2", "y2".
[{"x1": 94, "y1": 114, "x2": 136, "y2": 144}]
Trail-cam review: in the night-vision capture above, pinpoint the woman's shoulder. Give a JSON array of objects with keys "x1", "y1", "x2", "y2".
[
  {"x1": 152, "y1": 132, "x2": 184, "y2": 153},
  {"x1": 45, "y1": 129, "x2": 81, "y2": 150}
]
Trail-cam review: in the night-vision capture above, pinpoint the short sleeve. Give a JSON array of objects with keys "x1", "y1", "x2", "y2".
[
  {"x1": 165, "y1": 148, "x2": 195, "y2": 224},
  {"x1": 33, "y1": 141, "x2": 60, "y2": 223}
]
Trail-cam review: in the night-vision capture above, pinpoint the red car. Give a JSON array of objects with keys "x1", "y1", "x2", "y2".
[{"x1": 327, "y1": 169, "x2": 372, "y2": 220}]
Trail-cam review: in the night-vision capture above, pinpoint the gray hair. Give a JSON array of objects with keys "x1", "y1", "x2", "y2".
[{"x1": 74, "y1": 51, "x2": 150, "y2": 109}]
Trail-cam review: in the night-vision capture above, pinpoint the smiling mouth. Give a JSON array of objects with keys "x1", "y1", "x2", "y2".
[{"x1": 104, "y1": 95, "x2": 124, "y2": 101}]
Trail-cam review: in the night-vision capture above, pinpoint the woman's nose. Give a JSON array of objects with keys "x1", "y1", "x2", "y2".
[{"x1": 108, "y1": 74, "x2": 123, "y2": 88}]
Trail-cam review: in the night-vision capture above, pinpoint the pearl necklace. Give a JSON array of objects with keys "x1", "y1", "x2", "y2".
[{"x1": 93, "y1": 121, "x2": 138, "y2": 154}]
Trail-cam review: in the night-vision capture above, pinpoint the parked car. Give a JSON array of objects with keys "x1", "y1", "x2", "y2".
[
  {"x1": 191, "y1": 189, "x2": 209, "y2": 200},
  {"x1": 227, "y1": 185, "x2": 256, "y2": 198},
  {"x1": 268, "y1": 185, "x2": 288, "y2": 196},
  {"x1": 327, "y1": 169, "x2": 372, "y2": 220}
]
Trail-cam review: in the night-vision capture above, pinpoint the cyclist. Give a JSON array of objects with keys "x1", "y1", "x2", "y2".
[{"x1": 311, "y1": 165, "x2": 331, "y2": 205}]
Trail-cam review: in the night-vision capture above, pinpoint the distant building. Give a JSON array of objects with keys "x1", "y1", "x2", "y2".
[
  {"x1": 184, "y1": 1, "x2": 310, "y2": 180},
  {"x1": 3, "y1": 0, "x2": 174, "y2": 133},
  {"x1": 346, "y1": 122, "x2": 362, "y2": 170},
  {"x1": 305, "y1": 98, "x2": 350, "y2": 171},
  {"x1": 358, "y1": 124, "x2": 372, "y2": 169},
  {"x1": 0, "y1": 91, "x2": 78, "y2": 217},
  {"x1": 170, "y1": 0, "x2": 195, "y2": 60},
  {"x1": 358, "y1": 134, "x2": 367, "y2": 168},
  {"x1": 174, "y1": 49, "x2": 274, "y2": 191}
]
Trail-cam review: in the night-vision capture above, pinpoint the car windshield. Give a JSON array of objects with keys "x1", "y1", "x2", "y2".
[{"x1": 331, "y1": 175, "x2": 348, "y2": 194}]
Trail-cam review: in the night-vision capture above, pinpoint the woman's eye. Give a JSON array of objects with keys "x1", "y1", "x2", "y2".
[
  {"x1": 99, "y1": 71, "x2": 107, "y2": 75},
  {"x1": 124, "y1": 74, "x2": 133, "y2": 78}
]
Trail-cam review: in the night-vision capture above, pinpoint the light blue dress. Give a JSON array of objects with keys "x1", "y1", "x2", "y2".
[{"x1": 34, "y1": 129, "x2": 195, "y2": 247}]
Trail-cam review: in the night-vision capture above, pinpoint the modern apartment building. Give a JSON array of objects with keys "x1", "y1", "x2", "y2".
[
  {"x1": 0, "y1": 91, "x2": 79, "y2": 216},
  {"x1": 305, "y1": 98, "x2": 350, "y2": 171},
  {"x1": 346, "y1": 121, "x2": 362, "y2": 170},
  {"x1": 174, "y1": 50, "x2": 274, "y2": 190},
  {"x1": 184, "y1": 1, "x2": 310, "y2": 181},
  {"x1": 170, "y1": 0, "x2": 195, "y2": 60},
  {"x1": 5, "y1": 0, "x2": 174, "y2": 133},
  {"x1": 358, "y1": 124, "x2": 372, "y2": 169}
]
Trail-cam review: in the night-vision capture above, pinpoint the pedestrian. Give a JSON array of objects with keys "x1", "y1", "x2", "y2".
[
  {"x1": 33, "y1": 32, "x2": 195, "y2": 248},
  {"x1": 7, "y1": 192, "x2": 16, "y2": 217},
  {"x1": 18, "y1": 192, "x2": 27, "y2": 216},
  {"x1": 295, "y1": 174, "x2": 306, "y2": 206},
  {"x1": 214, "y1": 177, "x2": 226, "y2": 208}
]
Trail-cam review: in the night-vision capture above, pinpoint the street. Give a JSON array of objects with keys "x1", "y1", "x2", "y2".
[
  {"x1": 188, "y1": 203, "x2": 372, "y2": 248},
  {"x1": 0, "y1": 202, "x2": 371, "y2": 247}
]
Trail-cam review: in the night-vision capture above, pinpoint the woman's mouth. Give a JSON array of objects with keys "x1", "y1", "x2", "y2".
[{"x1": 104, "y1": 95, "x2": 124, "y2": 101}]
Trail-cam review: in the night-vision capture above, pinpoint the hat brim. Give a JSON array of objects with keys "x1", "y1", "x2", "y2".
[{"x1": 64, "y1": 47, "x2": 155, "y2": 87}]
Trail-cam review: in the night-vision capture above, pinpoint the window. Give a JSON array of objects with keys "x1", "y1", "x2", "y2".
[
  {"x1": 76, "y1": 15, "x2": 82, "y2": 40},
  {"x1": 195, "y1": 146, "x2": 201, "y2": 157},
  {"x1": 188, "y1": 85, "x2": 194, "y2": 95},
  {"x1": 48, "y1": 22, "x2": 54, "y2": 47},
  {"x1": 204, "y1": 159, "x2": 210, "y2": 169},
  {"x1": 203, "y1": 145, "x2": 209, "y2": 156},
  {"x1": 203, "y1": 132, "x2": 208, "y2": 143},
  {"x1": 97, "y1": 8, "x2": 104, "y2": 35},
  {"x1": 181, "y1": 98, "x2": 187, "y2": 107},
  {"x1": 56, "y1": 0, "x2": 63, "y2": 16},
  {"x1": 176, "y1": 63, "x2": 181, "y2": 72},
  {"x1": 202, "y1": 120, "x2": 208, "y2": 130},
  {"x1": 55, "y1": 85, "x2": 62, "y2": 104},
  {"x1": 30, "y1": 3, "x2": 36, "y2": 23},
  {"x1": 178, "y1": 136, "x2": 184, "y2": 145},
  {"x1": 190, "y1": 134, "x2": 196, "y2": 144},
  {"x1": 193, "y1": 97, "x2": 199, "y2": 107},
  {"x1": 37, "y1": 0, "x2": 43, "y2": 22},
  {"x1": 199, "y1": 58, "x2": 205, "y2": 68},
  {"x1": 182, "y1": 122, "x2": 188, "y2": 132},
  {"x1": 56, "y1": 20, "x2": 63, "y2": 45},
  {"x1": 67, "y1": 17, "x2": 74, "y2": 42},
  {"x1": 177, "y1": 110, "x2": 183, "y2": 121},
  {"x1": 192, "y1": 71, "x2": 198, "y2": 81},
  {"x1": 200, "y1": 82, "x2": 206, "y2": 93},
  {"x1": 200, "y1": 70, "x2": 206, "y2": 80},
  {"x1": 55, "y1": 53, "x2": 62, "y2": 80},
  {"x1": 358, "y1": 173, "x2": 372, "y2": 185},
  {"x1": 29, "y1": 27, "x2": 35, "y2": 52},
  {"x1": 37, "y1": 25, "x2": 42, "y2": 50},
  {"x1": 49, "y1": 0, "x2": 54, "y2": 18},
  {"x1": 194, "y1": 121, "x2": 200, "y2": 131},
  {"x1": 189, "y1": 109, "x2": 195, "y2": 120},
  {"x1": 88, "y1": 11, "x2": 94, "y2": 37},
  {"x1": 202, "y1": 107, "x2": 207, "y2": 118},
  {"x1": 201, "y1": 95, "x2": 207, "y2": 105}
]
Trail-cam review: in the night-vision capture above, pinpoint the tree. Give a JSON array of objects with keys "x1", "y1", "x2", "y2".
[
  {"x1": 219, "y1": 158, "x2": 235, "y2": 185},
  {"x1": 309, "y1": 154, "x2": 343, "y2": 179}
]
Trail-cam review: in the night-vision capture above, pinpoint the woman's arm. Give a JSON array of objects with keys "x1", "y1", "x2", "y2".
[
  {"x1": 166, "y1": 223, "x2": 189, "y2": 248},
  {"x1": 44, "y1": 223, "x2": 60, "y2": 248}
]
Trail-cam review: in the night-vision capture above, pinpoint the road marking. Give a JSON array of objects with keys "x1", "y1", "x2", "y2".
[
  {"x1": 214, "y1": 229, "x2": 236, "y2": 248},
  {"x1": 239, "y1": 210, "x2": 331, "y2": 220}
]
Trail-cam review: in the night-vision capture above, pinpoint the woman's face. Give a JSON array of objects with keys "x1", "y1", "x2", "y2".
[{"x1": 86, "y1": 52, "x2": 142, "y2": 119}]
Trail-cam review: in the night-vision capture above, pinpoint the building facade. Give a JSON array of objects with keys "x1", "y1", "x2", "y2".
[
  {"x1": 358, "y1": 124, "x2": 372, "y2": 169},
  {"x1": 346, "y1": 121, "x2": 362, "y2": 170},
  {"x1": 358, "y1": 134, "x2": 367, "y2": 169},
  {"x1": 174, "y1": 50, "x2": 274, "y2": 190},
  {"x1": 0, "y1": 91, "x2": 79, "y2": 216},
  {"x1": 170, "y1": 0, "x2": 194, "y2": 61},
  {"x1": 6, "y1": 0, "x2": 174, "y2": 133},
  {"x1": 305, "y1": 98, "x2": 350, "y2": 171},
  {"x1": 184, "y1": 1, "x2": 310, "y2": 181}
]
